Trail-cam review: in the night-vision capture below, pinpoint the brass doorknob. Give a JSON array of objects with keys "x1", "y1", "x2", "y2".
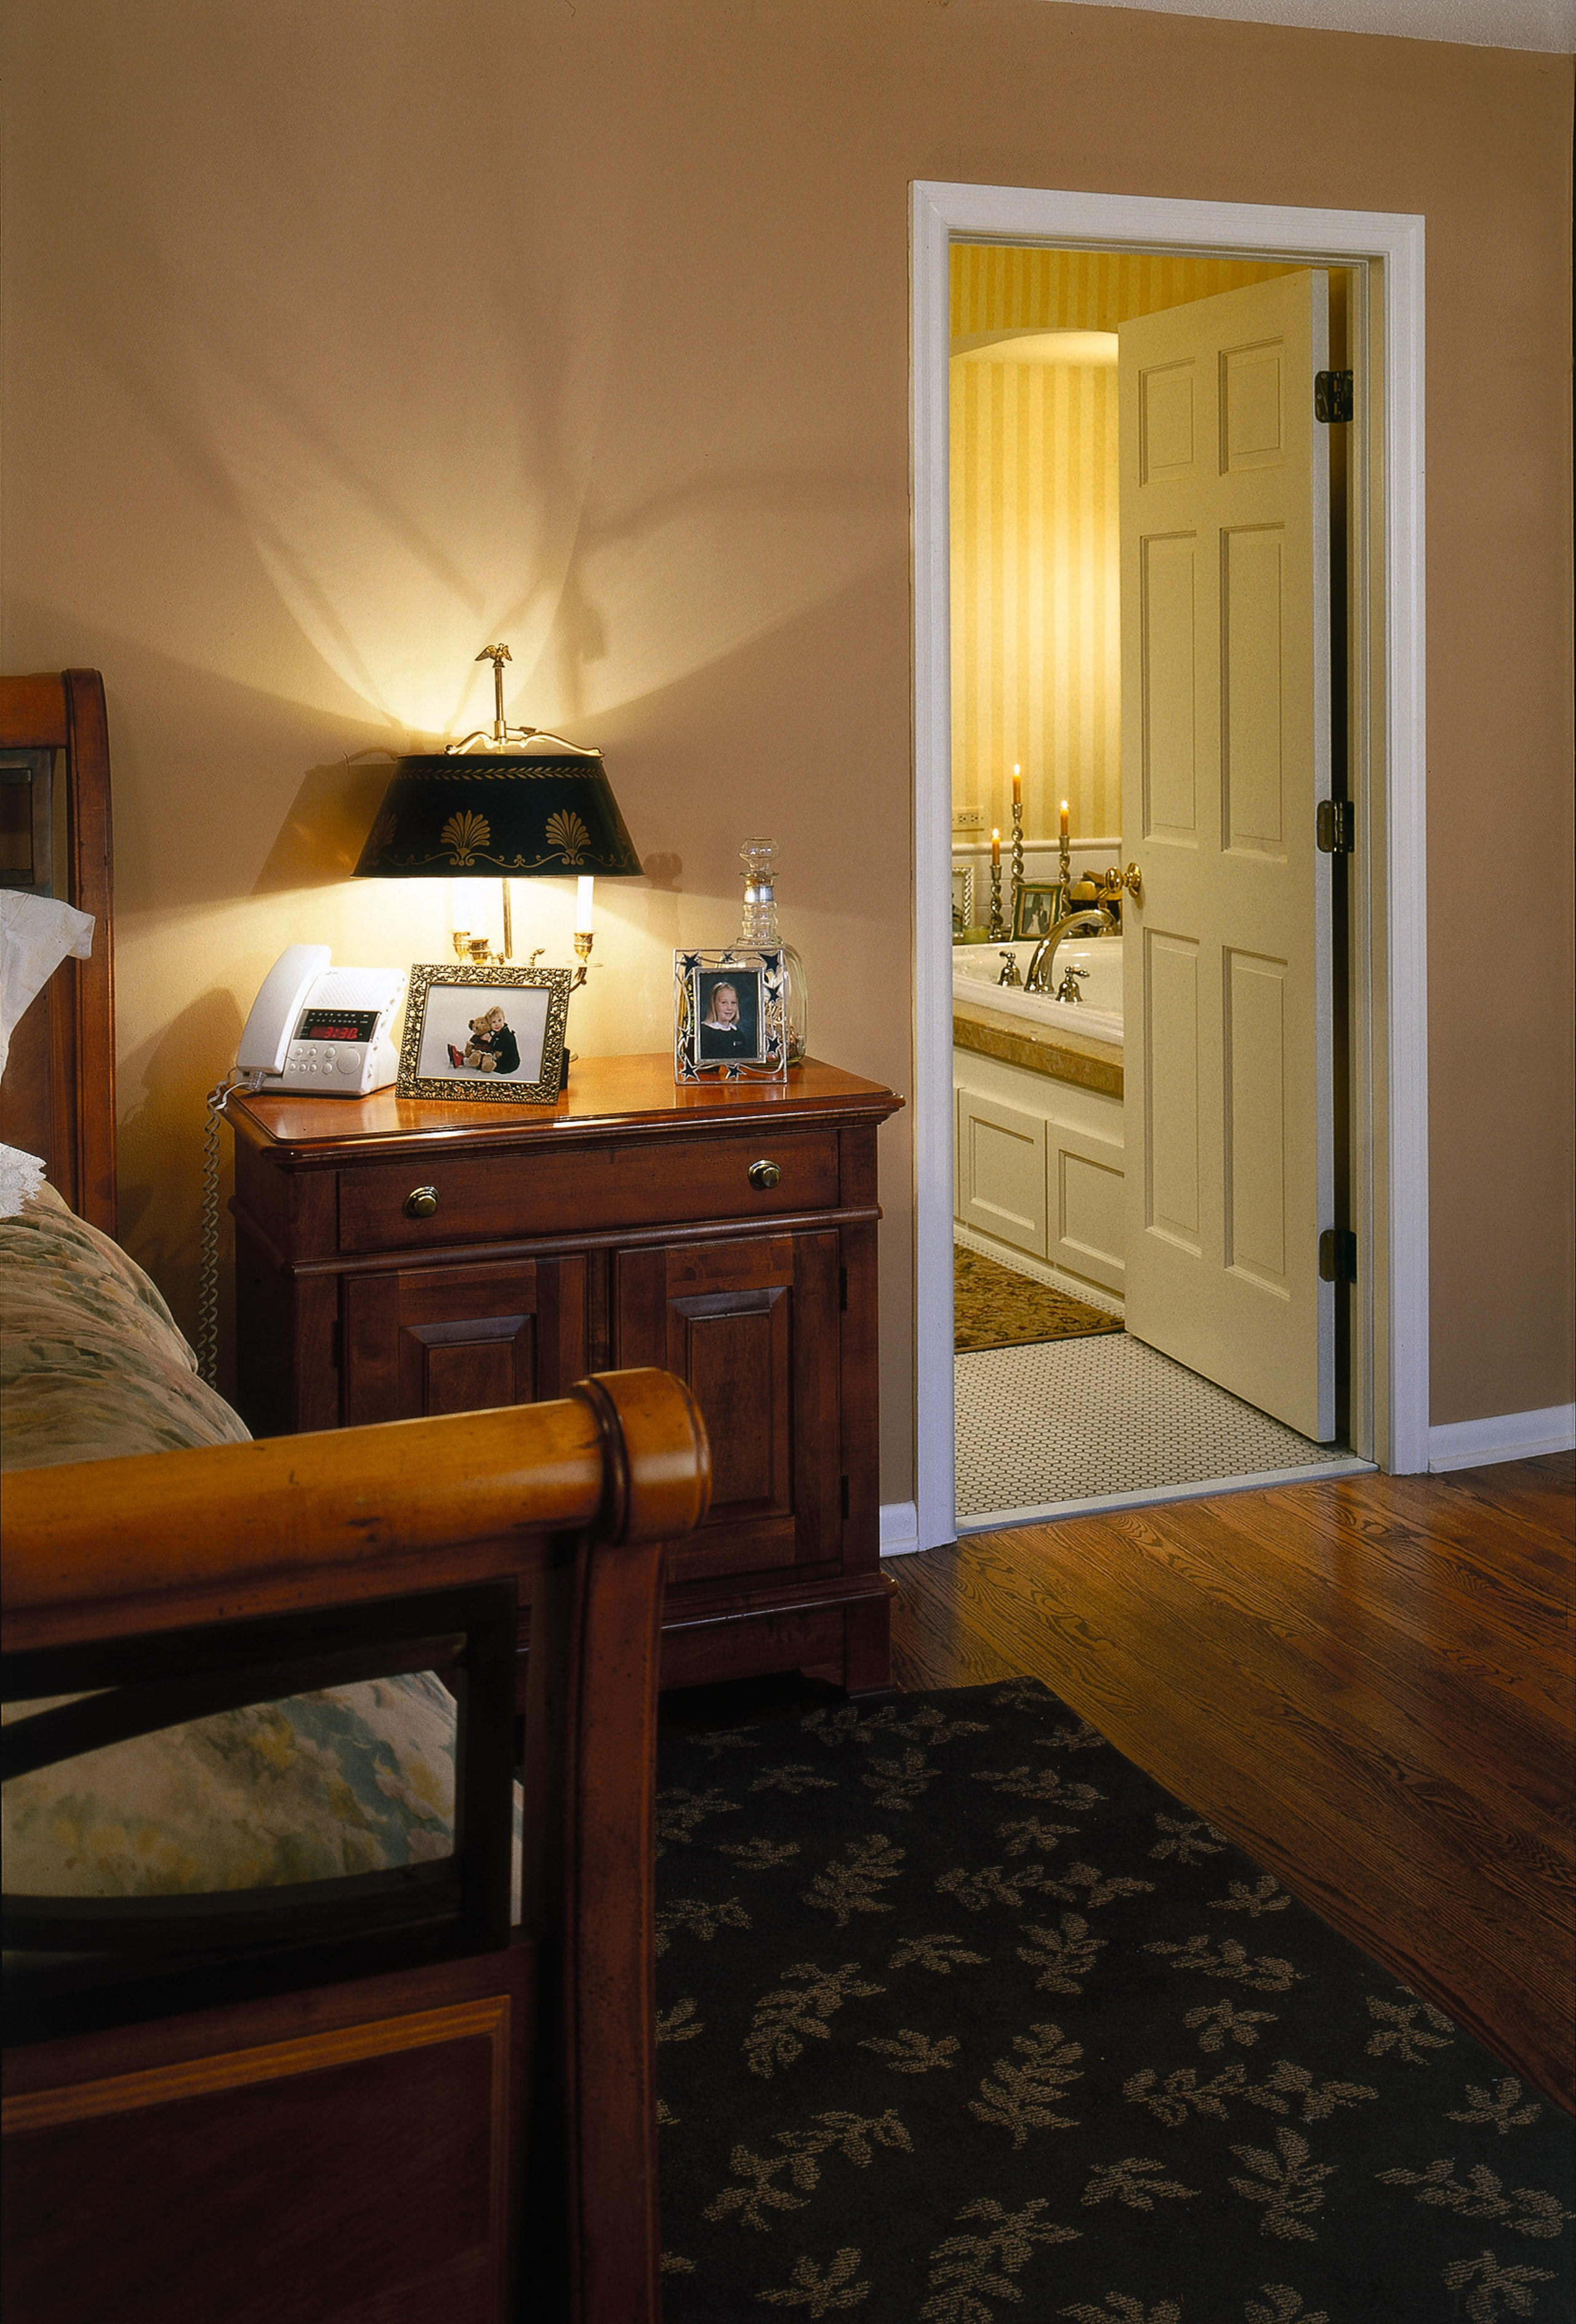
[
  {"x1": 1122, "y1": 863, "x2": 1143, "y2": 905},
  {"x1": 404, "y1": 1185, "x2": 440, "y2": 1218},
  {"x1": 747, "y1": 1159, "x2": 782, "y2": 1191}
]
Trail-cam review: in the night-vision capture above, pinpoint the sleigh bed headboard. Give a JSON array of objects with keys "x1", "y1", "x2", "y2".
[
  {"x1": 0, "y1": 668, "x2": 713, "y2": 2321},
  {"x1": 0, "y1": 670, "x2": 116, "y2": 1232}
]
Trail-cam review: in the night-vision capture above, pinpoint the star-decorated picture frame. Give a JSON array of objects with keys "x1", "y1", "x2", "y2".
[{"x1": 673, "y1": 948, "x2": 789, "y2": 1083}]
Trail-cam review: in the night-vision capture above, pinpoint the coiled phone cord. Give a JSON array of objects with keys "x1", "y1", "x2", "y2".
[{"x1": 196, "y1": 1068, "x2": 254, "y2": 1388}]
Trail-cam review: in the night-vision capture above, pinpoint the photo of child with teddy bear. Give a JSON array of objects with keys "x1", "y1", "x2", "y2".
[{"x1": 447, "y1": 1004, "x2": 520, "y2": 1076}]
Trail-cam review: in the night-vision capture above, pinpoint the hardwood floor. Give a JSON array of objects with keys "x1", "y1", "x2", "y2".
[{"x1": 886, "y1": 1452, "x2": 1575, "y2": 2113}]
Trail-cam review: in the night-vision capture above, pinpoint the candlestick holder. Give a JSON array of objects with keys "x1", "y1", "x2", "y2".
[
  {"x1": 1047, "y1": 817, "x2": 1075, "y2": 925},
  {"x1": 1010, "y1": 801, "x2": 1024, "y2": 933},
  {"x1": 989, "y1": 855, "x2": 1005, "y2": 939}
]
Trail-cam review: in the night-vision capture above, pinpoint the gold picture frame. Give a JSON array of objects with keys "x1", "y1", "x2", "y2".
[
  {"x1": 1011, "y1": 881, "x2": 1064, "y2": 942},
  {"x1": 397, "y1": 962, "x2": 572, "y2": 1104}
]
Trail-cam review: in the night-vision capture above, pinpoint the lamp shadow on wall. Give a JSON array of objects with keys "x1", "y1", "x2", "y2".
[{"x1": 250, "y1": 756, "x2": 399, "y2": 894}]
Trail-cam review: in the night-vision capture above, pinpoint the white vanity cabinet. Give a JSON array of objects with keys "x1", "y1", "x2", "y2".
[{"x1": 954, "y1": 1030, "x2": 1125, "y2": 1299}]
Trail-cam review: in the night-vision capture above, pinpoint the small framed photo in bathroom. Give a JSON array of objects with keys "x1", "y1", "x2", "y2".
[
  {"x1": 1011, "y1": 881, "x2": 1063, "y2": 942},
  {"x1": 673, "y1": 949, "x2": 789, "y2": 1083},
  {"x1": 951, "y1": 864, "x2": 975, "y2": 934}
]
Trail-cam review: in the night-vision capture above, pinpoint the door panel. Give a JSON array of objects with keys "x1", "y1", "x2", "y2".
[
  {"x1": 616, "y1": 1232, "x2": 841, "y2": 1584},
  {"x1": 342, "y1": 1257, "x2": 586, "y2": 1425},
  {"x1": 1140, "y1": 534, "x2": 1199, "y2": 839},
  {"x1": 1120, "y1": 270, "x2": 1335, "y2": 1441},
  {"x1": 1143, "y1": 931, "x2": 1202, "y2": 1252}
]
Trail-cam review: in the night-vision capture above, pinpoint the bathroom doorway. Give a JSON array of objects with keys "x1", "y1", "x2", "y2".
[{"x1": 910, "y1": 185, "x2": 1429, "y2": 1553}]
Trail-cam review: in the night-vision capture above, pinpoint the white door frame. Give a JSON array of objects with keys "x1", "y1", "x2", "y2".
[{"x1": 911, "y1": 182, "x2": 1428, "y2": 1554}]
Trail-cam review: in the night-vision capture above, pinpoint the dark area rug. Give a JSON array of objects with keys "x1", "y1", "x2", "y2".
[
  {"x1": 955, "y1": 1245, "x2": 1122, "y2": 1352},
  {"x1": 655, "y1": 1681, "x2": 1573, "y2": 2322}
]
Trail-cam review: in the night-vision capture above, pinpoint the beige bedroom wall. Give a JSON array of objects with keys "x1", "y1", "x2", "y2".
[{"x1": 3, "y1": 0, "x2": 1570, "y2": 1475}]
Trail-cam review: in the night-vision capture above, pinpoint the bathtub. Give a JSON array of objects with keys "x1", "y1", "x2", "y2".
[{"x1": 952, "y1": 935, "x2": 1123, "y2": 1049}]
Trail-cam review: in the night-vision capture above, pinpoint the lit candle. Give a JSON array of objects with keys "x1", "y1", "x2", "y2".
[
  {"x1": 991, "y1": 827, "x2": 1000, "y2": 867},
  {"x1": 576, "y1": 875, "x2": 595, "y2": 935},
  {"x1": 1059, "y1": 799, "x2": 1069, "y2": 843},
  {"x1": 1012, "y1": 764, "x2": 1022, "y2": 809}
]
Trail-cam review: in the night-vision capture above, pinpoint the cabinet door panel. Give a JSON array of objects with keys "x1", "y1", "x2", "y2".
[
  {"x1": 616, "y1": 1233, "x2": 840, "y2": 1583},
  {"x1": 343, "y1": 1257, "x2": 586, "y2": 1426}
]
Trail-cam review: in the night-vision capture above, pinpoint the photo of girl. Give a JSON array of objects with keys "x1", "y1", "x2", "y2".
[{"x1": 698, "y1": 972, "x2": 758, "y2": 1060}]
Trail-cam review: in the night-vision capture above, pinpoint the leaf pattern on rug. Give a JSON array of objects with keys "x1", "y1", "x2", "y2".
[
  {"x1": 1082, "y1": 2157, "x2": 1200, "y2": 2210},
  {"x1": 1016, "y1": 1915, "x2": 1107, "y2": 1993},
  {"x1": 887, "y1": 1934, "x2": 989, "y2": 1976},
  {"x1": 1186, "y1": 2000, "x2": 1279, "y2": 2050},
  {"x1": 1376, "y1": 2161, "x2": 1573, "y2": 2236},
  {"x1": 996, "y1": 1816, "x2": 1080, "y2": 1854},
  {"x1": 861, "y1": 1750, "x2": 939, "y2": 1811},
  {"x1": 1212, "y1": 1876, "x2": 1292, "y2": 1916},
  {"x1": 1145, "y1": 1934, "x2": 1301, "y2": 1991},
  {"x1": 973, "y1": 1765, "x2": 1103, "y2": 1808},
  {"x1": 1150, "y1": 1814, "x2": 1227, "y2": 1861},
  {"x1": 859, "y1": 2030, "x2": 959, "y2": 2074},
  {"x1": 745, "y1": 1963, "x2": 886, "y2": 2080},
  {"x1": 1061, "y1": 2296, "x2": 1183, "y2": 2323},
  {"x1": 706, "y1": 2110, "x2": 913, "y2": 2232},
  {"x1": 1364, "y1": 1989, "x2": 1457, "y2": 2062},
  {"x1": 653, "y1": 1682, "x2": 1573, "y2": 2323},
  {"x1": 1448, "y1": 2080, "x2": 1543, "y2": 2136},
  {"x1": 969, "y1": 2022, "x2": 1084, "y2": 2144},
  {"x1": 803, "y1": 1837, "x2": 906, "y2": 1926},
  {"x1": 1229, "y1": 2129, "x2": 1336, "y2": 2239},
  {"x1": 1243, "y1": 2291, "x2": 1328, "y2": 2324},
  {"x1": 659, "y1": 1786, "x2": 742, "y2": 1855},
  {"x1": 657, "y1": 1895, "x2": 752, "y2": 1955},
  {"x1": 757, "y1": 2247, "x2": 872, "y2": 2313},
  {"x1": 919, "y1": 2197, "x2": 1079, "y2": 2324},
  {"x1": 1439, "y1": 2250, "x2": 1556, "y2": 2321}
]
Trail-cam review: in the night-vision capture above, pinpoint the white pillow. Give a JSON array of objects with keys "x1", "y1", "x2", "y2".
[
  {"x1": 0, "y1": 891, "x2": 95, "y2": 1080},
  {"x1": 0, "y1": 891, "x2": 96, "y2": 1217}
]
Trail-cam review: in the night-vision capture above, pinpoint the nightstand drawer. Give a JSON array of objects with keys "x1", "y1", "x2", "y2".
[{"x1": 337, "y1": 1129, "x2": 840, "y2": 1252}]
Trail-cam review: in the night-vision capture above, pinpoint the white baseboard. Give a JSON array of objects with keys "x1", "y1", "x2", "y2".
[
  {"x1": 879, "y1": 1501, "x2": 920, "y2": 1557},
  {"x1": 1426, "y1": 1404, "x2": 1575, "y2": 1474}
]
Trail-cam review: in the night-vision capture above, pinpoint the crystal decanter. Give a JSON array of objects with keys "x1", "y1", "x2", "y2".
[{"x1": 736, "y1": 838, "x2": 808, "y2": 1065}]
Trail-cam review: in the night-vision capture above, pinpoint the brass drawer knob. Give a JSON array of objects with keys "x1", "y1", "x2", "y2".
[
  {"x1": 747, "y1": 1158, "x2": 782, "y2": 1192},
  {"x1": 404, "y1": 1185, "x2": 440, "y2": 1219}
]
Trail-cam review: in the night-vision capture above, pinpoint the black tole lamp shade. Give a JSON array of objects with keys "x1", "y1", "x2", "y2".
[{"x1": 353, "y1": 747, "x2": 643, "y2": 883}]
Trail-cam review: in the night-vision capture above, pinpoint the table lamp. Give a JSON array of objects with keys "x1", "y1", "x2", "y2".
[{"x1": 353, "y1": 644, "x2": 642, "y2": 968}]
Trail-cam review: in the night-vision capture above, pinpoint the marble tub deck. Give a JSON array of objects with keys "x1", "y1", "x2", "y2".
[{"x1": 952, "y1": 996, "x2": 1122, "y2": 1097}]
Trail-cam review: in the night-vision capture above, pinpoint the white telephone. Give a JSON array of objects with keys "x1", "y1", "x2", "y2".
[{"x1": 236, "y1": 945, "x2": 405, "y2": 1097}]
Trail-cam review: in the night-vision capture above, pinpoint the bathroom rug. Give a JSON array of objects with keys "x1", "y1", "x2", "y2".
[{"x1": 954, "y1": 1244, "x2": 1122, "y2": 1352}]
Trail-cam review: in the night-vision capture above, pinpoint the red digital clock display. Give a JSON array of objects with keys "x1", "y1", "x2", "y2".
[{"x1": 297, "y1": 1008, "x2": 379, "y2": 1044}]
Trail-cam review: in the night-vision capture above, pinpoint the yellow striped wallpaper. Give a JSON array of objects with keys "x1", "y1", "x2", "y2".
[{"x1": 950, "y1": 246, "x2": 1295, "y2": 853}]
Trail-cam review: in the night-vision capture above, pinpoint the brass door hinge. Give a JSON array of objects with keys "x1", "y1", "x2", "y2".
[
  {"x1": 1315, "y1": 370, "x2": 1354, "y2": 423},
  {"x1": 1317, "y1": 799, "x2": 1355, "y2": 855},
  {"x1": 1319, "y1": 1228, "x2": 1357, "y2": 1284}
]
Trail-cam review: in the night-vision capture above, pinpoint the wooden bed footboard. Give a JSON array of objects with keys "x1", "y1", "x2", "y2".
[{"x1": 1, "y1": 1368, "x2": 710, "y2": 2324}]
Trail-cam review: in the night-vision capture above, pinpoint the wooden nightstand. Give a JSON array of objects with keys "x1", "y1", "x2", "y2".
[{"x1": 228, "y1": 1055, "x2": 904, "y2": 1693}]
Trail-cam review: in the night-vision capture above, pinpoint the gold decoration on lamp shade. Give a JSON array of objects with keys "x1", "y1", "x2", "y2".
[{"x1": 439, "y1": 809, "x2": 491, "y2": 865}]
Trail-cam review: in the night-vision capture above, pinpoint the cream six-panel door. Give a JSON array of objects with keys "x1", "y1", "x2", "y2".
[{"x1": 1119, "y1": 271, "x2": 1335, "y2": 1443}]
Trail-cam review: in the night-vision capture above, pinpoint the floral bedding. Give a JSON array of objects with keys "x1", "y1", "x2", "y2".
[
  {"x1": 0, "y1": 1181, "x2": 250, "y2": 1470},
  {"x1": 0, "y1": 1181, "x2": 501, "y2": 1915}
]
